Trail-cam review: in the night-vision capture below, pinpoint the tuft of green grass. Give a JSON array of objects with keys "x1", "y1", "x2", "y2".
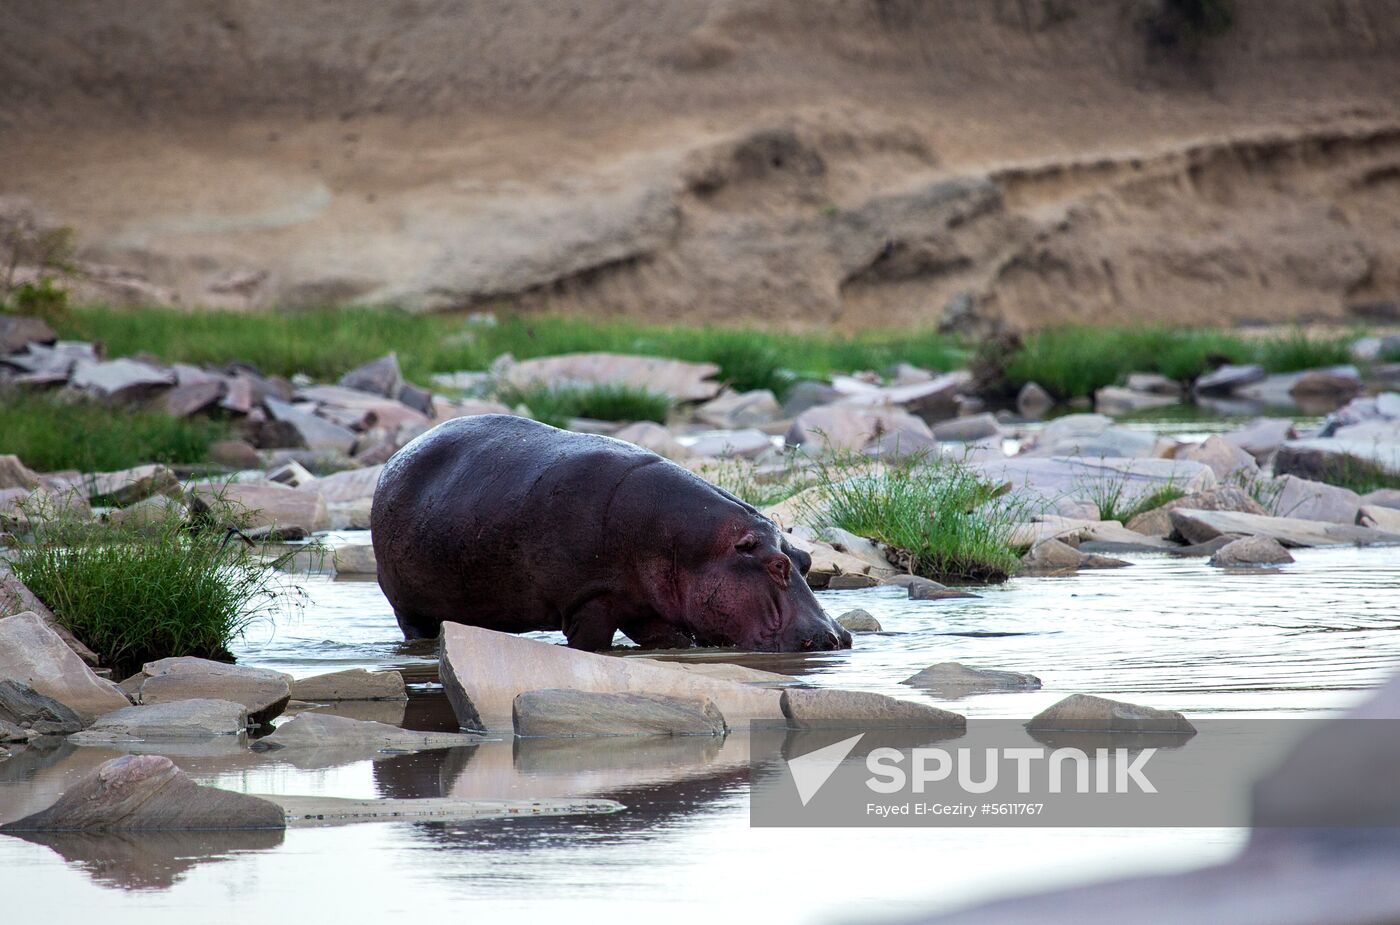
[
  {"x1": 55, "y1": 306, "x2": 964, "y2": 400},
  {"x1": 0, "y1": 392, "x2": 228, "y2": 472},
  {"x1": 696, "y1": 456, "x2": 816, "y2": 509},
  {"x1": 497, "y1": 383, "x2": 674, "y2": 429},
  {"x1": 1088, "y1": 479, "x2": 1186, "y2": 524},
  {"x1": 1252, "y1": 330, "x2": 1354, "y2": 373},
  {"x1": 7, "y1": 493, "x2": 306, "y2": 677},
  {"x1": 798, "y1": 454, "x2": 1025, "y2": 583}
]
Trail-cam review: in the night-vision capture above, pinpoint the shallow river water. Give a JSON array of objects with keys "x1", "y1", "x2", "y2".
[{"x1": 3, "y1": 536, "x2": 1399, "y2": 924}]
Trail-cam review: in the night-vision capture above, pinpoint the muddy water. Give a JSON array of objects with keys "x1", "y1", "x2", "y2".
[{"x1": 3, "y1": 541, "x2": 1399, "y2": 923}]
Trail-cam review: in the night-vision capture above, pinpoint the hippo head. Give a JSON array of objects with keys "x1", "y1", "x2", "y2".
[{"x1": 680, "y1": 517, "x2": 853, "y2": 652}]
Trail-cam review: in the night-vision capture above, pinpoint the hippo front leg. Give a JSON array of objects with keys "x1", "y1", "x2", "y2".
[
  {"x1": 619, "y1": 615, "x2": 695, "y2": 650},
  {"x1": 561, "y1": 595, "x2": 626, "y2": 651}
]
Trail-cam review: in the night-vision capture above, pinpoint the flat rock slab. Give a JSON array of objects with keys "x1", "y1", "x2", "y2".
[
  {"x1": 250, "y1": 712, "x2": 480, "y2": 750},
  {"x1": 626, "y1": 659, "x2": 799, "y2": 687},
  {"x1": 331, "y1": 544, "x2": 377, "y2": 576},
  {"x1": 264, "y1": 398, "x2": 358, "y2": 453},
  {"x1": 971, "y1": 457, "x2": 1216, "y2": 511},
  {"x1": 780, "y1": 689, "x2": 966, "y2": 730},
  {"x1": 902, "y1": 662, "x2": 1042, "y2": 696},
  {"x1": 70, "y1": 698, "x2": 250, "y2": 742},
  {"x1": 270, "y1": 795, "x2": 622, "y2": 827},
  {"x1": 290, "y1": 669, "x2": 406, "y2": 701},
  {"x1": 514, "y1": 689, "x2": 726, "y2": 737},
  {"x1": 1169, "y1": 508, "x2": 1400, "y2": 548},
  {"x1": 1, "y1": 754, "x2": 283, "y2": 832},
  {"x1": 190, "y1": 482, "x2": 329, "y2": 536},
  {"x1": 1210, "y1": 535, "x2": 1295, "y2": 567},
  {"x1": 0, "y1": 612, "x2": 129, "y2": 723},
  {"x1": 441, "y1": 622, "x2": 783, "y2": 732},
  {"x1": 1026, "y1": 694, "x2": 1195, "y2": 735},
  {"x1": 82, "y1": 464, "x2": 179, "y2": 505},
  {"x1": 1126, "y1": 486, "x2": 1266, "y2": 538},
  {"x1": 140, "y1": 657, "x2": 291, "y2": 726}
]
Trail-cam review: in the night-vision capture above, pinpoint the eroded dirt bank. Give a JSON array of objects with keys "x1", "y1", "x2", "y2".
[{"x1": 2, "y1": 0, "x2": 1399, "y2": 329}]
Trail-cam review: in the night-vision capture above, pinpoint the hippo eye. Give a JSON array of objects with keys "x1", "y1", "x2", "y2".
[
  {"x1": 766, "y1": 554, "x2": 791, "y2": 589},
  {"x1": 735, "y1": 532, "x2": 760, "y2": 553}
]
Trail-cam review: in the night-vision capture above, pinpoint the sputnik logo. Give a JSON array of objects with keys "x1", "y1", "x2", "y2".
[{"x1": 787, "y1": 733, "x2": 865, "y2": 806}]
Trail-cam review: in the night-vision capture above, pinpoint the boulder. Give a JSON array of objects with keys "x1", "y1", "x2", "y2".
[
  {"x1": 627, "y1": 659, "x2": 798, "y2": 687},
  {"x1": 82, "y1": 464, "x2": 179, "y2": 505},
  {"x1": 513, "y1": 689, "x2": 727, "y2": 737},
  {"x1": 835, "y1": 609, "x2": 882, "y2": 633},
  {"x1": 209, "y1": 439, "x2": 262, "y2": 469},
  {"x1": 332, "y1": 544, "x2": 377, "y2": 576},
  {"x1": 779, "y1": 689, "x2": 966, "y2": 730},
  {"x1": 1020, "y1": 414, "x2": 1158, "y2": 458},
  {"x1": 1275, "y1": 438, "x2": 1400, "y2": 484},
  {"x1": 815, "y1": 527, "x2": 896, "y2": 574},
  {"x1": 972, "y1": 457, "x2": 1217, "y2": 514},
  {"x1": 1358, "y1": 504, "x2": 1400, "y2": 531},
  {"x1": 139, "y1": 657, "x2": 292, "y2": 725},
  {"x1": 327, "y1": 498, "x2": 373, "y2": 530},
  {"x1": 1168, "y1": 508, "x2": 1400, "y2": 548},
  {"x1": 497, "y1": 352, "x2": 721, "y2": 401},
  {"x1": 881, "y1": 574, "x2": 945, "y2": 591},
  {"x1": 1193, "y1": 363, "x2": 1266, "y2": 395},
  {"x1": 931, "y1": 413, "x2": 1001, "y2": 442},
  {"x1": 440, "y1": 622, "x2": 783, "y2": 732},
  {"x1": 312, "y1": 465, "x2": 383, "y2": 504},
  {"x1": 0, "y1": 314, "x2": 56, "y2": 355},
  {"x1": 1175, "y1": 435, "x2": 1259, "y2": 481},
  {"x1": 0, "y1": 455, "x2": 41, "y2": 491},
  {"x1": 686, "y1": 428, "x2": 772, "y2": 459},
  {"x1": 826, "y1": 573, "x2": 881, "y2": 589},
  {"x1": 1209, "y1": 536, "x2": 1295, "y2": 567},
  {"x1": 902, "y1": 662, "x2": 1042, "y2": 696},
  {"x1": 0, "y1": 754, "x2": 285, "y2": 831},
  {"x1": 1271, "y1": 474, "x2": 1362, "y2": 525},
  {"x1": 69, "y1": 698, "x2": 250, "y2": 742},
  {"x1": 0, "y1": 612, "x2": 128, "y2": 722},
  {"x1": 786, "y1": 405, "x2": 933, "y2": 454},
  {"x1": 1363, "y1": 488, "x2": 1400, "y2": 510},
  {"x1": 263, "y1": 398, "x2": 358, "y2": 453},
  {"x1": 0, "y1": 564, "x2": 99, "y2": 664},
  {"x1": 1026, "y1": 694, "x2": 1195, "y2": 735},
  {"x1": 250, "y1": 712, "x2": 477, "y2": 750},
  {"x1": 780, "y1": 532, "x2": 882, "y2": 590},
  {"x1": 1289, "y1": 370, "x2": 1362, "y2": 402},
  {"x1": 834, "y1": 370, "x2": 971, "y2": 420},
  {"x1": 611, "y1": 422, "x2": 694, "y2": 461},
  {"x1": 695, "y1": 389, "x2": 781, "y2": 428},
  {"x1": 338, "y1": 353, "x2": 403, "y2": 398},
  {"x1": 158, "y1": 379, "x2": 225, "y2": 417},
  {"x1": 1016, "y1": 381, "x2": 1054, "y2": 419},
  {"x1": 1219, "y1": 417, "x2": 1296, "y2": 462},
  {"x1": 1093, "y1": 386, "x2": 1178, "y2": 416},
  {"x1": 781, "y1": 380, "x2": 843, "y2": 418},
  {"x1": 266, "y1": 460, "x2": 316, "y2": 488},
  {"x1": 911, "y1": 585, "x2": 980, "y2": 600},
  {"x1": 1124, "y1": 373, "x2": 1182, "y2": 396},
  {"x1": 0, "y1": 679, "x2": 83, "y2": 734},
  {"x1": 290, "y1": 669, "x2": 406, "y2": 702},
  {"x1": 191, "y1": 482, "x2": 329, "y2": 536},
  {"x1": 1021, "y1": 539, "x2": 1130, "y2": 574},
  {"x1": 70, "y1": 358, "x2": 174, "y2": 400},
  {"x1": 1125, "y1": 486, "x2": 1267, "y2": 539},
  {"x1": 297, "y1": 385, "x2": 429, "y2": 433}
]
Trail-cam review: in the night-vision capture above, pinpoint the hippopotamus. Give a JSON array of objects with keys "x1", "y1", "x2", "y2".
[{"x1": 370, "y1": 414, "x2": 851, "y2": 652}]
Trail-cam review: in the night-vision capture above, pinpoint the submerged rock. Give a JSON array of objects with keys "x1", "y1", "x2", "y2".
[
  {"x1": 902, "y1": 662, "x2": 1042, "y2": 696},
  {"x1": 290, "y1": 669, "x2": 406, "y2": 702},
  {"x1": 0, "y1": 754, "x2": 284, "y2": 832},
  {"x1": 836, "y1": 609, "x2": 882, "y2": 633},
  {"x1": 513, "y1": 689, "x2": 727, "y2": 737},
  {"x1": 139, "y1": 658, "x2": 292, "y2": 725},
  {"x1": 826, "y1": 573, "x2": 882, "y2": 590},
  {"x1": 0, "y1": 612, "x2": 129, "y2": 723},
  {"x1": 1169, "y1": 508, "x2": 1400, "y2": 548},
  {"x1": 69, "y1": 698, "x2": 250, "y2": 742},
  {"x1": 1026, "y1": 694, "x2": 1195, "y2": 735},
  {"x1": 1016, "y1": 381, "x2": 1054, "y2": 419},
  {"x1": 250, "y1": 712, "x2": 477, "y2": 751},
  {"x1": 1021, "y1": 539, "x2": 1131, "y2": 575},
  {"x1": 1209, "y1": 536, "x2": 1295, "y2": 568},
  {"x1": 780, "y1": 689, "x2": 966, "y2": 730}
]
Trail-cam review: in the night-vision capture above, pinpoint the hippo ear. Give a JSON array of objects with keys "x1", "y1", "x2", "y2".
[{"x1": 735, "y1": 532, "x2": 760, "y2": 553}]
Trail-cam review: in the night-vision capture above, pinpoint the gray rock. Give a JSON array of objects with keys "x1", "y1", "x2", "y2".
[
  {"x1": 816, "y1": 527, "x2": 896, "y2": 574},
  {"x1": 0, "y1": 679, "x2": 83, "y2": 734},
  {"x1": 1271, "y1": 474, "x2": 1361, "y2": 524},
  {"x1": 82, "y1": 464, "x2": 179, "y2": 505},
  {"x1": 686, "y1": 428, "x2": 773, "y2": 459},
  {"x1": 0, "y1": 612, "x2": 129, "y2": 722},
  {"x1": 190, "y1": 482, "x2": 329, "y2": 536},
  {"x1": 1125, "y1": 486, "x2": 1267, "y2": 539},
  {"x1": 264, "y1": 398, "x2": 358, "y2": 453},
  {"x1": 312, "y1": 466, "x2": 383, "y2": 504},
  {"x1": 932, "y1": 412, "x2": 1001, "y2": 442},
  {"x1": 881, "y1": 574, "x2": 945, "y2": 591},
  {"x1": 835, "y1": 609, "x2": 882, "y2": 633},
  {"x1": 1124, "y1": 373, "x2": 1183, "y2": 396},
  {"x1": 1026, "y1": 694, "x2": 1195, "y2": 735},
  {"x1": 0, "y1": 754, "x2": 284, "y2": 831},
  {"x1": 975, "y1": 458, "x2": 1216, "y2": 514},
  {"x1": 1093, "y1": 386, "x2": 1179, "y2": 416},
  {"x1": 338, "y1": 353, "x2": 403, "y2": 398},
  {"x1": 251, "y1": 712, "x2": 479, "y2": 750},
  {"x1": 781, "y1": 381, "x2": 843, "y2": 418},
  {"x1": 139, "y1": 658, "x2": 292, "y2": 726},
  {"x1": 1363, "y1": 488, "x2": 1400, "y2": 510},
  {"x1": 1019, "y1": 413, "x2": 1159, "y2": 458},
  {"x1": 902, "y1": 662, "x2": 1042, "y2": 695},
  {"x1": 1194, "y1": 363, "x2": 1266, "y2": 395},
  {"x1": 780, "y1": 688, "x2": 966, "y2": 730},
  {"x1": 826, "y1": 572, "x2": 882, "y2": 590},
  {"x1": 1358, "y1": 504, "x2": 1400, "y2": 531},
  {"x1": 0, "y1": 314, "x2": 56, "y2": 355},
  {"x1": 331, "y1": 544, "x2": 377, "y2": 576},
  {"x1": 1275, "y1": 438, "x2": 1400, "y2": 483},
  {"x1": 158, "y1": 379, "x2": 225, "y2": 417},
  {"x1": 1175, "y1": 435, "x2": 1259, "y2": 481},
  {"x1": 1169, "y1": 508, "x2": 1400, "y2": 547},
  {"x1": 786, "y1": 405, "x2": 933, "y2": 454},
  {"x1": 1289, "y1": 369, "x2": 1362, "y2": 402},
  {"x1": 513, "y1": 689, "x2": 727, "y2": 737},
  {"x1": 695, "y1": 389, "x2": 781, "y2": 428},
  {"x1": 611, "y1": 421, "x2": 694, "y2": 461},
  {"x1": 627, "y1": 659, "x2": 798, "y2": 686},
  {"x1": 0, "y1": 564, "x2": 99, "y2": 664},
  {"x1": 209, "y1": 439, "x2": 263, "y2": 469},
  {"x1": 1021, "y1": 539, "x2": 1129, "y2": 574},
  {"x1": 1016, "y1": 381, "x2": 1054, "y2": 419},
  {"x1": 911, "y1": 585, "x2": 981, "y2": 600},
  {"x1": 70, "y1": 358, "x2": 174, "y2": 400},
  {"x1": 70, "y1": 698, "x2": 250, "y2": 742},
  {"x1": 290, "y1": 669, "x2": 406, "y2": 702},
  {"x1": 1209, "y1": 536, "x2": 1295, "y2": 567},
  {"x1": 266, "y1": 460, "x2": 316, "y2": 488},
  {"x1": 0, "y1": 455, "x2": 41, "y2": 491},
  {"x1": 1220, "y1": 417, "x2": 1296, "y2": 462}
]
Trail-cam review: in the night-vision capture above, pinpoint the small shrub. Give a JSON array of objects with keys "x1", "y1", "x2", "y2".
[
  {"x1": 11, "y1": 278, "x2": 70, "y2": 318},
  {"x1": 8, "y1": 494, "x2": 307, "y2": 677},
  {"x1": 498, "y1": 383, "x2": 674, "y2": 429},
  {"x1": 0, "y1": 393, "x2": 228, "y2": 472},
  {"x1": 799, "y1": 453, "x2": 1026, "y2": 583}
]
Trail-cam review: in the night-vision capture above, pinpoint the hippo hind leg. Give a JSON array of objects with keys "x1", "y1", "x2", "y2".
[
  {"x1": 394, "y1": 608, "x2": 439, "y2": 641},
  {"x1": 619, "y1": 615, "x2": 695, "y2": 650}
]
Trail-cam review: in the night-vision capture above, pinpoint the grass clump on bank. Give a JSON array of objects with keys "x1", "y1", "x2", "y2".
[
  {"x1": 800, "y1": 454, "x2": 1025, "y2": 584},
  {"x1": 1085, "y1": 478, "x2": 1186, "y2": 524},
  {"x1": 0, "y1": 392, "x2": 228, "y2": 472},
  {"x1": 1001, "y1": 325, "x2": 1358, "y2": 398},
  {"x1": 56, "y1": 306, "x2": 964, "y2": 400},
  {"x1": 499, "y1": 383, "x2": 673, "y2": 429},
  {"x1": 7, "y1": 494, "x2": 304, "y2": 677}
]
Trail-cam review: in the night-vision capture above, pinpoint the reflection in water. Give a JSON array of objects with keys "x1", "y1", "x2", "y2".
[{"x1": 16, "y1": 829, "x2": 284, "y2": 891}]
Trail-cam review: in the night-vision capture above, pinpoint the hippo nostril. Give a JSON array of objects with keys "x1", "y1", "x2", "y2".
[{"x1": 801, "y1": 637, "x2": 816, "y2": 651}]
